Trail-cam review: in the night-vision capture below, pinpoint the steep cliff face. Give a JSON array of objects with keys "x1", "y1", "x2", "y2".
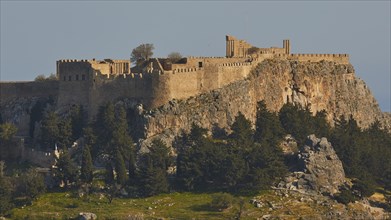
[{"x1": 140, "y1": 59, "x2": 388, "y2": 145}]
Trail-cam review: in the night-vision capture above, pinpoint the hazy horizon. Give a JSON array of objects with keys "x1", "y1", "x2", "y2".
[{"x1": 1, "y1": 1, "x2": 390, "y2": 111}]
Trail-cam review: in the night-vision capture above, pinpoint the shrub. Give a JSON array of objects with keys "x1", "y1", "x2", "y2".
[
  {"x1": 210, "y1": 193, "x2": 234, "y2": 211},
  {"x1": 334, "y1": 188, "x2": 358, "y2": 205}
]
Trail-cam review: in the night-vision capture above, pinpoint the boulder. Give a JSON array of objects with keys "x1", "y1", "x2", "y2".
[
  {"x1": 78, "y1": 212, "x2": 97, "y2": 220},
  {"x1": 280, "y1": 135, "x2": 345, "y2": 195}
]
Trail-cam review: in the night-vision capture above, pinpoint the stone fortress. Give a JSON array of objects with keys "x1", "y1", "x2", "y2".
[
  {"x1": 54, "y1": 35, "x2": 349, "y2": 115},
  {"x1": 1, "y1": 35, "x2": 351, "y2": 122}
]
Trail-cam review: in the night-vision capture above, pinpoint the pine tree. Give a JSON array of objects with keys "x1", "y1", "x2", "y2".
[
  {"x1": 114, "y1": 147, "x2": 127, "y2": 186},
  {"x1": 80, "y1": 145, "x2": 93, "y2": 184},
  {"x1": 255, "y1": 101, "x2": 284, "y2": 146},
  {"x1": 70, "y1": 105, "x2": 85, "y2": 140},
  {"x1": 58, "y1": 117, "x2": 72, "y2": 149},
  {"x1": 105, "y1": 163, "x2": 114, "y2": 185},
  {"x1": 229, "y1": 112, "x2": 254, "y2": 149},
  {"x1": 40, "y1": 111, "x2": 60, "y2": 150},
  {"x1": 54, "y1": 149, "x2": 78, "y2": 187},
  {"x1": 0, "y1": 176, "x2": 13, "y2": 215},
  {"x1": 140, "y1": 155, "x2": 169, "y2": 196}
]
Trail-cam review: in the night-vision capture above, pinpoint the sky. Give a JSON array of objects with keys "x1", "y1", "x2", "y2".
[{"x1": 1, "y1": 1, "x2": 390, "y2": 112}]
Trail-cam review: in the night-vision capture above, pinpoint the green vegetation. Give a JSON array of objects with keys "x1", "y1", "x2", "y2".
[
  {"x1": 34, "y1": 73, "x2": 58, "y2": 81},
  {"x1": 130, "y1": 43, "x2": 154, "y2": 63},
  {"x1": 1, "y1": 99, "x2": 391, "y2": 217},
  {"x1": 167, "y1": 52, "x2": 183, "y2": 63}
]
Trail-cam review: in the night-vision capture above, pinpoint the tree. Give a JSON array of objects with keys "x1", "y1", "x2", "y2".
[
  {"x1": 34, "y1": 73, "x2": 57, "y2": 81},
  {"x1": 167, "y1": 52, "x2": 183, "y2": 63},
  {"x1": 40, "y1": 111, "x2": 60, "y2": 150},
  {"x1": 0, "y1": 123, "x2": 17, "y2": 143},
  {"x1": 279, "y1": 103, "x2": 314, "y2": 145},
  {"x1": 248, "y1": 46, "x2": 260, "y2": 55},
  {"x1": 139, "y1": 139, "x2": 171, "y2": 196},
  {"x1": 255, "y1": 101, "x2": 284, "y2": 146},
  {"x1": 229, "y1": 112, "x2": 254, "y2": 149},
  {"x1": 114, "y1": 147, "x2": 127, "y2": 186},
  {"x1": 139, "y1": 155, "x2": 169, "y2": 196},
  {"x1": 0, "y1": 123, "x2": 18, "y2": 160},
  {"x1": 80, "y1": 145, "x2": 93, "y2": 184},
  {"x1": 54, "y1": 150, "x2": 78, "y2": 187},
  {"x1": 57, "y1": 117, "x2": 72, "y2": 149},
  {"x1": 34, "y1": 74, "x2": 47, "y2": 81},
  {"x1": 16, "y1": 169, "x2": 46, "y2": 201},
  {"x1": 130, "y1": 43, "x2": 154, "y2": 63},
  {"x1": 0, "y1": 176, "x2": 13, "y2": 215},
  {"x1": 70, "y1": 105, "x2": 85, "y2": 140},
  {"x1": 46, "y1": 73, "x2": 58, "y2": 80}
]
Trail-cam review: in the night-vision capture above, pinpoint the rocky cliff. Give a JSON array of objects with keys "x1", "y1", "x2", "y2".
[{"x1": 139, "y1": 59, "x2": 389, "y2": 146}]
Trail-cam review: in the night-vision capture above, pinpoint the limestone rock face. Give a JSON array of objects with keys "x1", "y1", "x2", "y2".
[
  {"x1": 295, "y1": 135, "x2": 345, "y2": 195},
  {"x1": 140, "y1": 59, "x2": 389, "y2": 146}
]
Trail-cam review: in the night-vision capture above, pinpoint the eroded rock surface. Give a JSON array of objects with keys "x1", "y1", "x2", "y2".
[{"x1": 279, "y1": 135, "x2": 345, "y2": 195}]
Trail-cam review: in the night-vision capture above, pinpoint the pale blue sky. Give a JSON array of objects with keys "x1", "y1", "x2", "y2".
[{"x1": 1, "y1": 1, "x2": 390, "y2": 111}]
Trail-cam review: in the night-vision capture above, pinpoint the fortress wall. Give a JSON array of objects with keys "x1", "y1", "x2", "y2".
[
  {"x1": 168, "y1": 68, "x2": 204, "y2": 100},
  {"x1": 88, "y1": 73, "x2": 169, "y2": 114},
  {"x1": 275, "y1": 54, "x2": 350, "y2": 64},
  {"x1": 0, "y1": 81, "x2": 59, "y2": 103},
  {"x1": 218, "y1": 62, "x2": 253, "y2": 86},
  {"x1": 57, "y1": 80, "x2": 91, "y2": 110},
  {"x1": 167, "y1": 62, "x2": 253, "y2": 103}
]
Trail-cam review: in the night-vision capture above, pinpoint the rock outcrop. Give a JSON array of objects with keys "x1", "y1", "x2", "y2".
[
  {"x1": 279, "y1": 135, "x2": 345, "y2": 195},
  {"x1": 139, "y1": 59, "x2": 389, "y2": 147}
]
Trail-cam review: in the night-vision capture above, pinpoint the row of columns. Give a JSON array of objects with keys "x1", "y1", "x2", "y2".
[{"x1": 110, "y1": 62, "x2": 130, "y2": 74}]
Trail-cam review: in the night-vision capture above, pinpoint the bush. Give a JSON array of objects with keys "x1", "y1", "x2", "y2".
[
  {"x1": 352, "y1": 179, "x2": 375, "y2": 198},
  {"x1": 334, "y1": 188, "x2": 358, "y2": 205},
  {"x1": 210, "y1": 193, "x2": 234, "y2": 211}
]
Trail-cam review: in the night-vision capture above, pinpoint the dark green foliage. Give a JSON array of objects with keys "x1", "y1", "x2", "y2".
[
  {"x1": 229, "y1": 112, "x2": 254, "y2": 149},
  {"x1": 128, "y1": 147, "x2": 137, "y2": 184},
  {"x1": 279, "y1": 103, "x2": 313, "y2": 145},
  {"x1": 105, "y1": 164, "x2": 115, "y2": 185},
  {"x1": 40, "y1": 111, "x2": 60, "y2": 150},
  {"x1": 255, "y1": 101, "x2": 284, "y2": 146},
  {"x1": 139, "y1": 139, "x2": 171, "y2": 196},
  {"x1": 83, "y1": 127, "x2": 97, "y2": 158},
  {"x1": 70, "y1": 105, "x2": 85, "y2": 140},
  {"x1": 0, "y1": 176, "x2": 13, "y2": 215},
  {"x1": 80, "y1": 145, "x2": 93, "y2": 184},
  {"x1": 176, "y1": 124, "x2": 222, "y2": 191},
  {"x1": 0, "y1": 123, "x2": 17, "y2": 143},
  {"x1": 0, "y1": 123, "x2": 18, "y2": 160},
  {"x1": 210, "y1": 193, "x2": 234, "y2": 211},
  {"x1": 147, "y1": 139, "x2": 172, "y2": 170},
  {"x1": 54, "y1": 150, "x2": 78, "y2": 187},
  {"x1": 15, "y1": 169, "x2": 46, "y2": 201},
  {"x1": 352, "y1": 179, "x2": 375, "y2": 198},
  {"x1": 29, "y1": 100, "x2": 45, "y2": 138},
  {"x1": 139, "y1": 157, "x2": 169, "y2": 196},
  {"x1": 279, "y1": 103, "x2": 331, "y2": 145},
  {"x1": 176, "y1": 113, "x2": 287, "y2": 193},
  {"x1": 246, "y1": 142, "x2": 287, "y2": 190},
  {"x1": 330, "y1": 116, "x2": 391, "y2": 194},
  {"x1": 334, "y1": 187, "x2": 358, "y2": 205},
  {"x1": 57, "y1": 117, "x2": 72, "y2": 149},
  {"x1": 114, "y1": 148, "x2": 127, "y2": 186}
]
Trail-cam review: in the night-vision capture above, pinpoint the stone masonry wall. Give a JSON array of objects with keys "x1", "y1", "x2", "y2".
[{"x1": 0, "y1": 81, "x2": 59, "y2": 104}]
